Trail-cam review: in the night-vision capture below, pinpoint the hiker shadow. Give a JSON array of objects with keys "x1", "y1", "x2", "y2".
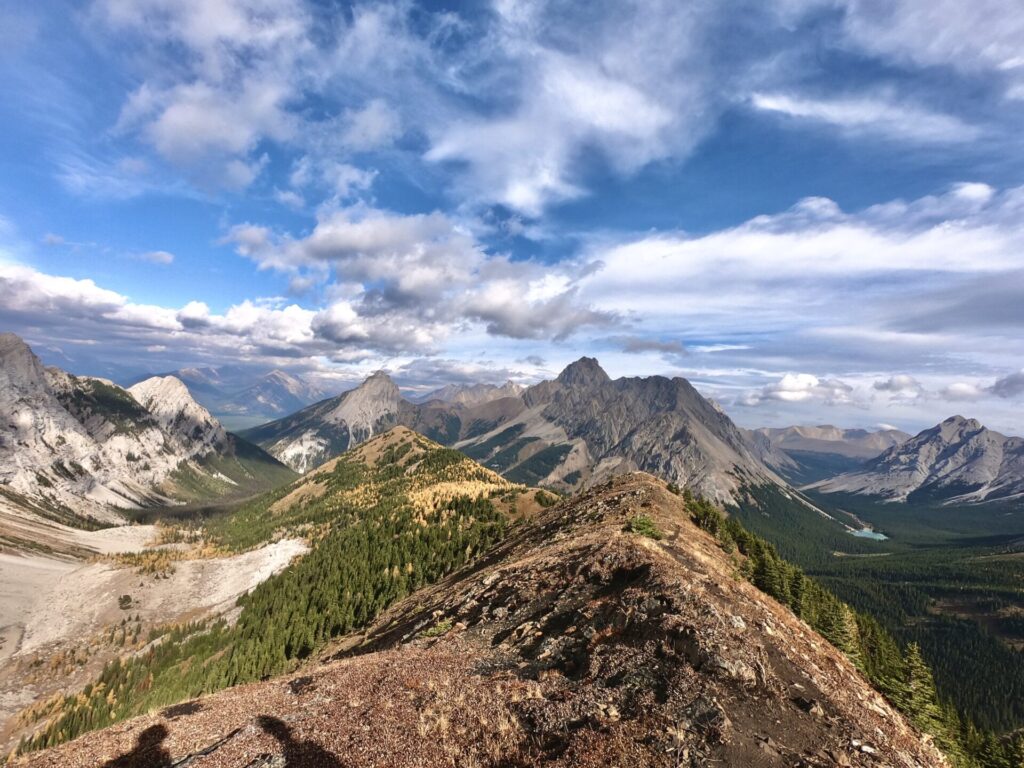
[
  {"x1": 102, "y1": 724, "x2": 172, "y2": 768},
  {"x1": 258, "y1": 715, "x2": 345, "y2": 767}
]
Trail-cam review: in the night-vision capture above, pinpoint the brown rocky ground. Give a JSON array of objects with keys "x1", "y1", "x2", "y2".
[{"x1": 11, "y1": 473, "x2": 946, "y2": 767}]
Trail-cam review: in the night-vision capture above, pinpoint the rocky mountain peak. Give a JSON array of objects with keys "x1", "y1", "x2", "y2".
[
  {"x1": 939, "y1": 414, "x2": 983, "y2": 432},
  {"x1": 129, "y1": 375, "x2": 227, "y2": 451},
  {"x1": 355, "y1": 370, "x2": 401, "y2": 399},
  {"x1": 0, "y1": 333, "x2": 49, "y2": 394},
  {"x1": 556, "y1": 356, "x2": 610, "y2": 388},
  {"x1": 813, "y1": 415, "x2": 1024, "y2": 503}
]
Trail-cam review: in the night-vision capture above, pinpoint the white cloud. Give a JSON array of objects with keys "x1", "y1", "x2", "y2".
[
  {"x1": 581, "y1": 184, "x2": 1024, "y2": 326},
  {"x1": 226, "y1": 204, "x2": 612, "y2": 348},
  {"x1": 139, "y1": 250, "x2": 174, "y2": 264},
  {"x1": 340, "y1": 99, "x2": 402, "y2": 151},
  {"x1": 834, "y1": 0, "x2": 1024, "y2": 97},
  {"x1": 751, "y1": 91, "x2": 981, "y2": 143},
  {"x1": 740, "y1": 373, "x2": 855, "y2": 406},
  {"x1": 287, "y1": 158, "x2": 376, "y2": 203},
  {"x1": 873, "y1": 374, "x2": 924, "y2": 399},
  {"x1": 98, "y1": 0, "x2": 311, "y2": 187},
  {"x1": 424, "y1": 2, "x2": 714, "y2": 215},
  {"x1": 939, "y1": 382, "x2": 986, "y2": 401}
]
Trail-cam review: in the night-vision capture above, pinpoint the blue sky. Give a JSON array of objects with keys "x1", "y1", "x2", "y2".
[{"x1": 2, "y1": 0, "x2": 1024, "y2": 434}]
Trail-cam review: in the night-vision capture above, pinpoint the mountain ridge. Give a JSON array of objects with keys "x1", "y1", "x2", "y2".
[
  {"x1": 243, "y1": 358, "x2": 781, "y2": 502},
  {"x1": 754, "y1": 424, "x2": 910, "y2": 460},
  {"x1": 10, "y1": 471, "x2": 947, "y2": 768},
  {"x1": 0, "y1": 333, "x2": 294, "y2": 528},
  {"x1": 811, "y1": 415, "x2": 1024, "y2": 503}
]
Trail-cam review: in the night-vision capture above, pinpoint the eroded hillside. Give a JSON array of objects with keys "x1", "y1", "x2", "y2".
[{"x1": 13, "y1": 473, "x2": 947, "y2": 767}]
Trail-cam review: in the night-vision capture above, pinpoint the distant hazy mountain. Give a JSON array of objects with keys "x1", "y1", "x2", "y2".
[
  {"x1": 414, "y1": 380, "x2": 524, "y2": 406},
  {"x1": 812, "y1": 416, "x2": 1024, "y2": 503},
  {"x1": 0, "y1": 333, "x2": 294, "y2": 526},
  {"x1": 754, "y1": 425, "x2": 910, "y2": 459},
  {"x1": 128, "y1": 366, "x2": 330, "y2": 427},
  {"x1": 244, "y1": 357, "x2": 779, "y2": 502}
]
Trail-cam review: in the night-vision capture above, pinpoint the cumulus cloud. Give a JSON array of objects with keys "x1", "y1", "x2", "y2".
[
  {"x1": 226, "y1": 204, "x2": 613, "y2": 348},
  {"x1": 939, "y1": 382, "x2": 987, "y2": 401},
  {"x1": 990, "y1": 370, "x2": 1024, "y2": 399},
  {"x1": 739, "y1": 373, "x2": 855, "y2": 407},
  {"x1": 873, "y1": 374, "x2": 924, "y2": 399}
]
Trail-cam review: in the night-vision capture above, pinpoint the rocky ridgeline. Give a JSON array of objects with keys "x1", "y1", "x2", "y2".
[
  {"x1": 813, "y1": 415, "x2": 1024, "y2": 503},
  {"x1": 246, "y1": 357, "x2": 780, "y2": 503},
  {"x1": 13, "y1": 474, "x2": 945, "y2": 767}
]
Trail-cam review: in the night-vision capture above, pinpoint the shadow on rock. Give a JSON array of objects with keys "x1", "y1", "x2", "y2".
[
  {"x1": 258, "y1": 715, "x2": 345, "y2": 767},
  {"x1": 102, "y1": 724, "x2": 172, "y2": 768}
]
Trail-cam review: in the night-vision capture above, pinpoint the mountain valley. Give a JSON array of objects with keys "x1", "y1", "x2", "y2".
[
  {"x1": 7, "y1": 455, "x2": 957, "y2": 767},
  {"x1": 3, "y1": 340, "x2": 1024, "y2": 767}
]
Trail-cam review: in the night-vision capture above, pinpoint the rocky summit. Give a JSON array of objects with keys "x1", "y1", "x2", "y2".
[{"x1": 812, "y1": 415, "x2": 1024, "y2": 503}]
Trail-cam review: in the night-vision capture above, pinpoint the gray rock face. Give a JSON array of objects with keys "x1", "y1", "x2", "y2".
[
  {"x1": 241, "y1": 372, "x2": 408, "y2": 473},
  {"x1": 0, "y1": 334, "x2": 290, "y2": 524},
  {"x1": 245, "y1": 356, "x2": 779, "y2": 502},
  {"x1": 468, "y1": 357, "x2": 778, "y2": 502},
  {"x1": 811, "y1": 416, "x2": 1024, "y2": 503}
]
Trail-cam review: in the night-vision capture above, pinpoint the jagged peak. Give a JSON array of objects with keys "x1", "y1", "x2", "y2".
[
  {"x1": 0, "y1": 332, "x2": 51, "y2": 391},
  {"x1": 354, "y1": 370, "x2": 400, "y2": 396},
  {"x1": 556, "y1": 356, "x2": 610, "y2": 387},
  {"x1": 925, "y1": 415, "x2": 986, "y2": 441},
  {"x1": 0, "y1": 331, "x2": 30, "y2": 353},
  {"x1": 941, "y1": 414, "x2": 982, "y2": 428},
  {"x1": 128, "y1": 374, "x2": 192, "y2": 402}
]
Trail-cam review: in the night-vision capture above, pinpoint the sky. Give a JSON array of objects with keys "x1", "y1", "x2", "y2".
[{"x1": 1, "y1": 0, "x2": 1023, "y2": 435}]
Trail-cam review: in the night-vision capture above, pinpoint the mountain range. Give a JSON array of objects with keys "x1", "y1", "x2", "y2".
[
  {"x1": 8, "y1": 432, "x2": 947, "y2": 767},
  {"x1": 412, "y1": 380, "x2": 525, "y2": 406},
  {"x1": 242, "y1": 357, "x2": 781, "y2": 502},
  {"x1": 127, "y1": 365, "x2": 332, "y2": 430},
  {"x1": 0, "y1": 333, "x2": 294, "y2": 532},
  {"x1": 5, "y1": 331, "x2": 1024, "y2": 766},
  {"x1": 812, "y1": 415, "x2": 1024, "y2": 504},
  {"x1": 753, "y1": 425, "x2": 910, "y2": 460}
]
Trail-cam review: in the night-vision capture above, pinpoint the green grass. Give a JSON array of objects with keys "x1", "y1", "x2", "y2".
[
  {"x1": 421, "y1": 618, "x2": 454, "y2": 637},
  {"x1": 624, "y1": 514, "x2": 663, "y2": 540}
]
